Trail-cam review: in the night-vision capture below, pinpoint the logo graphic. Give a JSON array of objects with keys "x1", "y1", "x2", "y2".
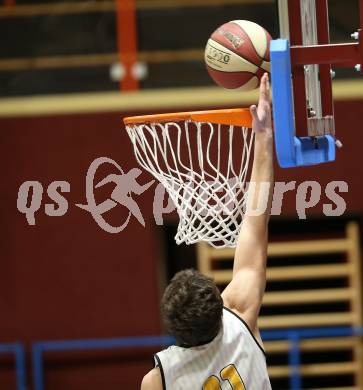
[
  {"x1": 16, "y1": 156, "x2": 349, "y2": 230},
  {"x1": 218, "y1": 28, "x2": 244, "y2": 49},
  {"x1": 76, "y1": 157, "x2": 154, "y2": 233},
  {"x1": 206, "y1": 43, "x2": 231, "y2": 66}
]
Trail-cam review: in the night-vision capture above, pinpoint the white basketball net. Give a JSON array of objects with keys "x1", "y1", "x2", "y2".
[{"x1": 126, "y1": 120, "x2": 254, "y2": 248}]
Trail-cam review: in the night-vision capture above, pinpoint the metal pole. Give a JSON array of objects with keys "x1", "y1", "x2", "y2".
[
  {"x1": 116, "y1": 0, "x2": 139, "y2": 91},
  {"x1": 14, "y1": 343, "x2": 27, "y2": 390},
  {"x1": 288, "y1": 332, "x2": 302, "y2": 390},
  {"x1": 32, "y1": 344, "x2": 44, "y2": 390},
  {"x1": 278, "y1": 0, "x2": 290, "y2": 39}
]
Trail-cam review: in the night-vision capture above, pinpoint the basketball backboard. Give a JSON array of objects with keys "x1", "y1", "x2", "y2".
[{"x1": 272, "y1": 0, "x2": 363, "y2": 167}]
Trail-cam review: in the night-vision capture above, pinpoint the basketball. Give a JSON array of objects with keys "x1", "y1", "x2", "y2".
[{"x1": 205, "y1": 20, "x2": 271, "y2": 90}]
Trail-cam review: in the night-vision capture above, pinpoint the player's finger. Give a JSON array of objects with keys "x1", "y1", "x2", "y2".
[
  {"x1": 250, "y1": 104, "x2": 259, "y2": 121},
  {"x1": 261, "y1": 74, "x2": 272, "y2": 105},
  {"x1": 259, "y1": 73, "x2": 269, "y2": 101}
]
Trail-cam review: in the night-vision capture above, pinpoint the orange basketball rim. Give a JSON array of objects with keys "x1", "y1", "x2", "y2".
[{"x1": 123, "y1": 108, "x2": 252, "y2": 128}]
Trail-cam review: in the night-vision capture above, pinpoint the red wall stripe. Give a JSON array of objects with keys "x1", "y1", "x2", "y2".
[
  {"x1": 4, "y1": 0, "x2": 16, "y2": 6},
  {"x1": 116, "y1": 0, "x2": 139, "y2": 91}
]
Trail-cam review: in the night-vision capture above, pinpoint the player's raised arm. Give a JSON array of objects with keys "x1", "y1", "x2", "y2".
[{"x1": 222, "y1": 73, "x2": 274, "y2": 335}]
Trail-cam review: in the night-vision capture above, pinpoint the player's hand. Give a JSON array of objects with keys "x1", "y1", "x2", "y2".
[{"x1": 250, "y1": 73, "x2": 272, "y2": 135}]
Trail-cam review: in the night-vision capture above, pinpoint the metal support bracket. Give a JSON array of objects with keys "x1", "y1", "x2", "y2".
[{"x1": 270, "y1": 39, "x2": 336, "y2": 167}]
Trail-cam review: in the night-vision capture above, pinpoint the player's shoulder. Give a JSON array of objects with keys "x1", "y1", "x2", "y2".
[{"x1": 141, "y1": 367, "x2": 163, "y2": 390}]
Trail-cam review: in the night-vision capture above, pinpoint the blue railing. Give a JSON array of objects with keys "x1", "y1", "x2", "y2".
[
  {"x1": 0, "y1": 342, "x2": 26, "y2": 390},
  {"x1": 3, "y1": 327, "x2": 363, "y2": 390},
  {"x1": 31, "y1": 327, "x2": 363, "y2": 390},
  {"x1": 32, "y1": 335, "x2": 174, "y2": 390},
  {"x1": 261, "y1": 327, "x2": 363, "y2": 390}
]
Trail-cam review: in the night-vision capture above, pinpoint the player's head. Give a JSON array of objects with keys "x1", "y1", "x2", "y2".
[{"x1": 161, "y1": 268, "x2": 223, "y2": 347}]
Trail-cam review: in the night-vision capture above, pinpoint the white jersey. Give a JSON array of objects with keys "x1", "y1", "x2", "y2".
[{"x1": 154, "y1": 307, "x2": 271, "y2": 390}]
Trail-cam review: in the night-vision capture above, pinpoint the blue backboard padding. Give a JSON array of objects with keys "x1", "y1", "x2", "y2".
[
  {"x1": 295, "y1": 135, "x2": 335, "y2": 166},
  {"x1": 270, "y1": 39, "x2": 336, "y2": 167}
]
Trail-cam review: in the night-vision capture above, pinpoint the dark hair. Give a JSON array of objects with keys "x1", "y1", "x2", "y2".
[{"x1": 161, "y1": 269, "x2": 223, "y2": 347}]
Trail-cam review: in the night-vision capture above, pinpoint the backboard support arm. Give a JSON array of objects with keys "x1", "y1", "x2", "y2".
[{"x1": 272, "y1": 0, "x2": 363, "y2": 167}]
